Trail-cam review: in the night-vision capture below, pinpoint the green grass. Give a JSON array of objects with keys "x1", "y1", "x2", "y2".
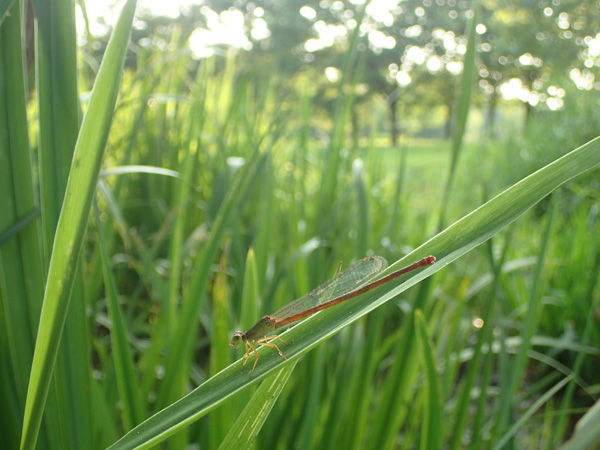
[{"x1": 2, "y1": 2, "x2": 600, "y2": 449}]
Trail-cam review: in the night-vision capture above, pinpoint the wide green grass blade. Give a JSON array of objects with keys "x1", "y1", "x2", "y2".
[
  {"x1": 107, "y1": 137, "x2": 600, "y2": 449},
  {"x1": 19, "y1": 1, "x2": 137, "y2": 449},
  {"x1": 32, "y1": 0, "x2": 80, "y2": 261},
  {"x1": 217, "y1": 361, "x2": 297, "y2": 450},
  {"x1": 33, "y1": 1, "x2": 97, "y2": 446},
  {"x1": 0, "y1": 0, "x2": 41, "y2": 400}
]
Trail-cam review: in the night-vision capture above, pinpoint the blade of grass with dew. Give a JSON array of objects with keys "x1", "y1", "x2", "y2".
[
  {"x1": 19, "y1": 1, "x2": 137, "y2": 448},
  {"x1": 218, "y1": 361, "x2": 298, "y2": 450},
  {"x1": 415, "y1": 310, "x2": 443, "y2": 450},
  {"x1": 107, "y1": 136, "x2": 600, "y2": 449}
]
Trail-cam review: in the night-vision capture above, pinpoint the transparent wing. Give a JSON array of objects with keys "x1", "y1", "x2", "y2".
[{"x1": 270, "y1": 256, "x2": 388, "y2": 322}]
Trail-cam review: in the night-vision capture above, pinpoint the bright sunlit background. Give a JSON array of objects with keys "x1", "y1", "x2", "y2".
[{"x1": 78, "y1": 0, "x2": 600, "y2": 112}]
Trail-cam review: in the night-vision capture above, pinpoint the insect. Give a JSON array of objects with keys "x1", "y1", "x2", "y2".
[{"x1": 229, "y1": 255, "x2": 436, "y2": 372}]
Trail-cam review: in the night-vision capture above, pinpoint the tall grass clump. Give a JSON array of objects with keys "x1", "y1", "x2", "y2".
[{"x1": 1, "y1": 1, "x2": 599, "y2": 449}]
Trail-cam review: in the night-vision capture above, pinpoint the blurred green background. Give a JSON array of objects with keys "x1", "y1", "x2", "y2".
[{"x1": 2, "y1": 0, "x2": 600, "y2": 449}]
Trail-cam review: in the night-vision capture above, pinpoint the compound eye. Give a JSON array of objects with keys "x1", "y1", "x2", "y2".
[{"x1": 229, "y1": 332, "x2": 242, "y2": 348}]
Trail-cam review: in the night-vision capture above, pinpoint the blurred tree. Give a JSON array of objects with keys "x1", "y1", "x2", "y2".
[
  {"x1": 80, "y1": 0, "x2": 600, "y2": 142},
  {"x1": 476, "y1": 0, "x2": 600, "y2": 136}
]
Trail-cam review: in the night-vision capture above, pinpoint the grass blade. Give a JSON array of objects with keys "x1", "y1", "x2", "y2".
[
  {"x1": 217, "y1": 361, "x2": 297, "y2": 450},
  {"x1": 439, "y1": 1, "x2": 478, "y2": 229},
  {"x1": 559, "y1": 398, "x2": 600, "y2": 450},
  {"x1": 95, "y1": 203, "x2": 144, "y2": 431},
  {"x1": 491, "y1": 375, "x2": 573, "y2": 450},
  {"x1": 19, "y1": 1, "x2": 137, "y2": 448},
  {"x1": 415, "y1": 310, "x2": 443, "y2": 450}
]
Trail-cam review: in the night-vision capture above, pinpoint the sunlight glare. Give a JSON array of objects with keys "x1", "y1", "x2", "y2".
[{"x1": 395, "y1": 70, "x2": 411, "y2": 86}]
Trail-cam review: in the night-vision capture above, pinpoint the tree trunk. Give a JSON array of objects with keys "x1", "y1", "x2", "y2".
[
  {"x1": 390, "y1": 98, "x2": 397, "y2": 146},
  {"x1": 351, "y1": 107, "x2": 359, "y2": 151},
  {"x1": 444, "y1": 103, "x2": 453, "y2": 139},
  {"x1": 486, "y1": 90, "x2": 497, "y2": 139},
  {"x1": 524, "y1": 101, "x2": 533, "y2": 128}
]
